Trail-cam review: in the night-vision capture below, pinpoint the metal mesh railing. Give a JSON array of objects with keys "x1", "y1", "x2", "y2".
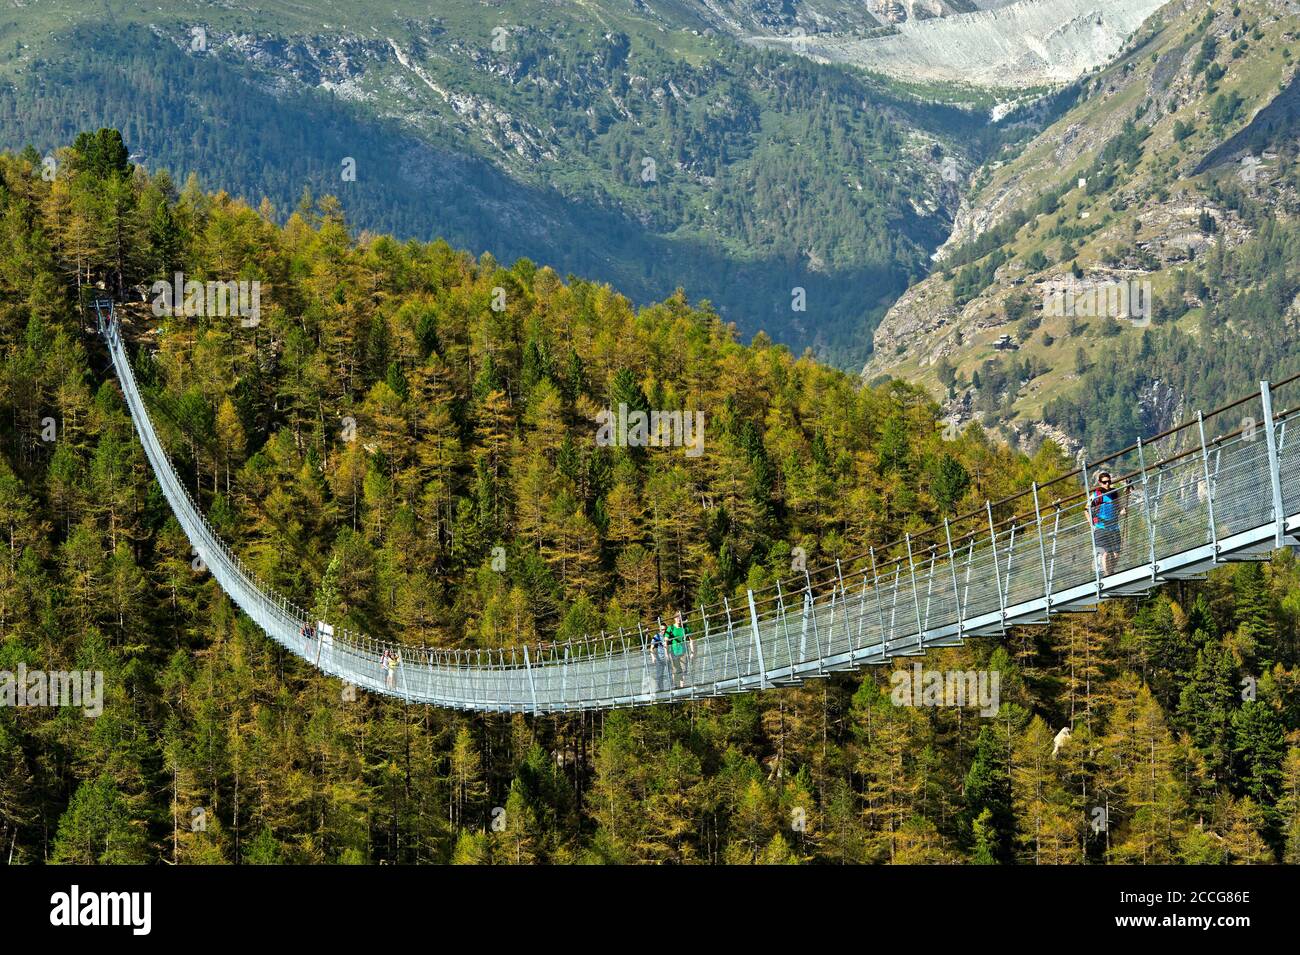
[{"x1": 95, "y1": 299, "x2": 1300, "y2": 713}]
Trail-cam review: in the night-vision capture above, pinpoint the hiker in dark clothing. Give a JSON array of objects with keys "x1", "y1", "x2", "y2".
[{"x1": 648, "y1": 622, "x2": 669, "y2": 693}]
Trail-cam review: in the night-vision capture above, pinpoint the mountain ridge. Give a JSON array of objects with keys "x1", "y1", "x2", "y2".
[
  {"x1": 864, "y1": 0, "x2": 1300, "y2": 453},
  {"x1": 1, "y1": 1, "x2": 1006, "y2": 366}
]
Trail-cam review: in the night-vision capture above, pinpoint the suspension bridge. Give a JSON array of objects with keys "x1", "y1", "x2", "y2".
[{"x1": 94, "y1": 299, "x2": 1300, "y2": 713}]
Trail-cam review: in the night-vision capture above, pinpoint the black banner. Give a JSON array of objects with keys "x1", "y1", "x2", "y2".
[{"x1": 0, "y1": 863, "x2": 1281, "y2": 944}]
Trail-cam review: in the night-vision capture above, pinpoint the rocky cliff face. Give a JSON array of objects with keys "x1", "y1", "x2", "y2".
[
  {"x1": 755, "y1": 0, "x2": 1168, "y2": 88},
  {"x1": 671, "y1": 0, "x2": 982, "y2": 35}
]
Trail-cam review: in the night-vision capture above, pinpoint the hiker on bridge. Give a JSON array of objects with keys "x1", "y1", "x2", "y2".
[
  {"x1": 647, "y1": 621, "x2": 669, "y2": 693},
  {"x1": 1091, "y1": 470, "x2": 1127, "y2": 577},
  {"x1": 381, "y1": 648, "x2": 401, "y2": 690},
  {"x1": 667, "y1": 609, "x2": 692, "y2": 688}
]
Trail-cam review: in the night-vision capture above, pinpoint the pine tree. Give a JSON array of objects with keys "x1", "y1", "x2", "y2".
[
  {"x1": 1177, "y1": 642, "x2": 1238, "y2": 783},
  {"x1": 51, "y1": 774, "x2": 150, "y2": 864},
  {"x1": 1280, "y1": 745, "x2": 1300, "y2": 864},
  {"x1": 1230, "y1": 701, "x2": 1285, "y2": 831},
  {"x1": 1099, "y1": 681, "x2": 1187, "y2": 863},
  {"x1": 1231, "y1": 562, "x2": 1277, "y2": 667},
  {"x1": 962, "y1": 725, "x2": 1013, "y2": 863},
  {"x1": 448, "y1": 725, "x2": 487, "y2": 832},
  {"x1": 1219, "y1": 797, "x2": 1274, "y2": 863}
]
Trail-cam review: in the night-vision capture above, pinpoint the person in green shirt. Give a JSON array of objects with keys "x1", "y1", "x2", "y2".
[{"x1": 667, "y1": 609, "x2": 692, "y2": 688}]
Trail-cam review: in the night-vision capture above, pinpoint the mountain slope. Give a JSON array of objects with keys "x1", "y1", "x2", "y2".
[
  {"x1": 4, "y1": 137, "x2": 1300, "y2": 866},
  {"x1": 5, "y1": 136, "x2": 1300, "y2": 865},
  {"x1": 864, "y1": 0, "x2": 1300, "y2": 453},
  {"x1": 0, "y1": 0, "x2": 1010, "y2": 367},
  {"x1": 663, "y1": 0, "x2": 990, "y2": 35},
  {"x1": 753, "y1": 0, "x2": 1168, "y2": 89}
]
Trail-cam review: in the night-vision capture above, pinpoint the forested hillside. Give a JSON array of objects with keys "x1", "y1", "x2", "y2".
[
  {"x1": 0, "y1": 0, "x2": 1012, "y2": 367},
  {"x1": 2, "y1": 135, "x2": 1299, "y2": 864},
  {"x1": 865, "y1": 0, "x2": 1300, "y2": 453}
]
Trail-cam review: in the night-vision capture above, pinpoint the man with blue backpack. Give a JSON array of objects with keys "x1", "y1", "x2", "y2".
[
  {"x1": 647, "y1": 621, "x2": 669, "y2": 694},
  {"x1": 1090, "y1": 470, "x2": 1126, "y2": 578}
]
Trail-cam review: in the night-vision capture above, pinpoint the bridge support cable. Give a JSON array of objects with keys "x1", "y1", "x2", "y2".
[
  {"x1": 986, "y1": 501, "x2": 1008, "y2": 631},
  {"x1": 1031, "y1": 484, "x2": 1052, "y2": 612},
  {"x1": 1135, "y1": 439, "x2": 1158, "y2": 581},
  {"x1": 1261, "y1": 380, "x2": 1287, "y2": 548},
  {"x1": 1080, "y1": 456, "x2": 1103, "y2": 599},
  {"x1": 944, "y1": 520, "x2": 964, "y2": 639},
  {"x1": 1198, "y1": 411, "x2": 1220, "y2": 557},
  {"x1": 746, "y1": 590, "x2": 769, "y2": 689},
  {"x1": 867, "y1": 547, "x2": 886, "y2": 656}
]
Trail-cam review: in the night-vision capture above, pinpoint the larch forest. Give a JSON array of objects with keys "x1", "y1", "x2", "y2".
[{"x1": 0, "y1": 130, "x2": 1298, "y2": 867}]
